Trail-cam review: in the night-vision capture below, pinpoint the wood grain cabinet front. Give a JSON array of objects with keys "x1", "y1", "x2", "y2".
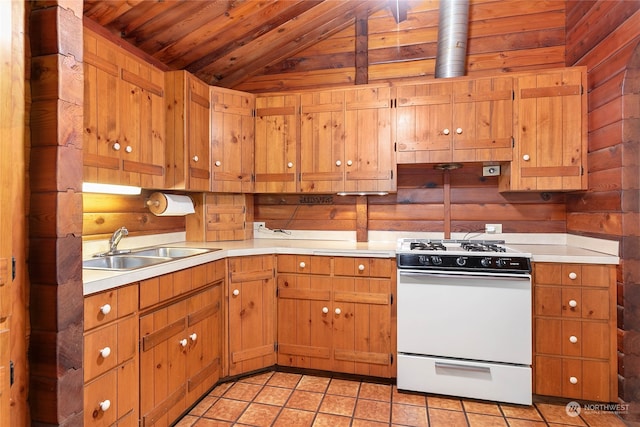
[
  {"x1": 83, "y1": 283, "x2": 139, "y2": 427},
  {"x1": 533, "y1": 262, "x2": 616, "y2": 402},
  {"x1": 277, "y1": 255, "x2": 396, "y2": 378},
  {"x1": 227, "y1": 255, "x2": 277, "y2": 376}
]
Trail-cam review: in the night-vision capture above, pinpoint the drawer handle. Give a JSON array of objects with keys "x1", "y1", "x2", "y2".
[
  {"x1": 125, "y1": 145, "x2": 132, "y2": 153},
  {"x1": 179, "y1": 338, "x2": 188, "y2": 348},
  {"x1": 215, "y1": 160, "x2": 221, "y2": 167},
  {"x1": 443, "y1": 128, "x2": 450, "y2": 135},
  {"x1": 569, "y1": 335, "x2": 578, "y2": 344},
  {"x1": 112, "y1": 142, "x2": 121, "y2": 151},
  {"x1": 568, "y1": 299, "x2": 578, "y2": 308},
  {"x1": 287, "y1": 162, "x2": 294, "y2": 168},
  {"x1": 358, "y1": 264, "x2": 365, "y2": 271},
  {"x1": 456, "y1": 127, "x2": 463, "y2": 134},
  {"x1": 335, "y1": 308, "x2": 341, "y2": 315},
  {"x1": 322, "y1": 307, "x2": 329, "y2": 314},
  {"x1": 336, "y1": 160, "x2": 342, "y2": 167},
  {"x1": 189, "y1": 333, "x2": 197, "y2": 342},
  {"x1": 99, "y1": 304, "x2": 112, "y2": 315},
  {"x1": 522, "y1": 154, "x2": 530, "y2": 161},
  {"x1": 346, "y1": 160, "x2": 353, "y2": 166},
  {"x1": 99, "y1": 400, "x2": 111, "y2": 412},
  {"x1": 299, "y1": 262, "x2": 306, "y2": 269},
  {"x1": 568, "y1": 272, "x2": 577, "y2": 280},
  {"x1": 99, "y1": 347, "x2": 111, "y2": 358},
  {"x1": 192, "y1": 155, "x2": 199, "y2": 162},
  {"x1": 232, "y1": 289, "x2": 240, "y2": 296},
  {"x1": 569, "y1": 376, "x2": 578, "y2": 385}
]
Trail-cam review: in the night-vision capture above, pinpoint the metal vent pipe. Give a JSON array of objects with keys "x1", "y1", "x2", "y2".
[{"x1": 435, "y1": 0, "x2": 470, "y2": 78}]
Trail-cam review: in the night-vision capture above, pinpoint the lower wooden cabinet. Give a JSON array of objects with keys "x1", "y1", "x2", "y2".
[
  {"x1": 227, "y1": 255, "x2": 277, "y2": 376},
  {"x1": 277, "y1": 255, "x2": 395, "y2": 378},
  {"x1": 83, "y1": 283, "x2": 139, "y2": 427},
  {"x1": 533, "y1": 262, "x2": 616, "y2": 402},
  {"x1": 138, "y1": 260, "x2": 224, "y2": 427}
]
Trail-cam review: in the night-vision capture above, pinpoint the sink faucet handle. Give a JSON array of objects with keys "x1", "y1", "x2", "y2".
[{"x1": 109, "y1": 226, "x2": 129, "y2": 253}]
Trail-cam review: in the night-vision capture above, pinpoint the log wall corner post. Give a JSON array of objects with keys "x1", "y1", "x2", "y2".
[{"x1": 28, "y1": 1, "x2": 84, "y2": 425}]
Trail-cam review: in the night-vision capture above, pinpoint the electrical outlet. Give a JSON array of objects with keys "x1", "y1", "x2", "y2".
[
  {"x1": 482, "y1": 165, "x2": 501, "y2": 176},
  {"x1": 485, "y1": 223, "x2": 502, "y2": 234},
  {"x1": 253, "y1": 222, "x2": 266, "y2": 231}
]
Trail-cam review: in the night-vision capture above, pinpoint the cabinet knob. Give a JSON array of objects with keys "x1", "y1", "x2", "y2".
[
  {"x1": 214, "y1": 160, "x2": 221, "y2": 167},
  {"x1": 443, "y1": 128, "x2": 450, "y2": 135},
  {"x1": 568, "y1": 299, "x2": 578, "y2": 308},
  {"x1": 358, "y1": 264, "x2": 365, "y2": 271},
  {"x1": 322, "y1": 307, "x2": 329, "y2": 314},
  {"x1": 99, "y1": 400, "x2": 111, "y2": 412},
  {"x1": 125, "y1": 145, "x2": 132, "y2": 153},
  {"x1": 335, "y1": 308, "x2": 341, "y2": 315},
  {"x1": 569, "y1": 376, "x2": 578, "y2": 385},
  {"x1": 299, "y1": 262, "x2": 306, "y2": 269},
  {"x1": 179, "y1": 338, "x2": 188, "y2": 347},
  {"x1": 456, "y1": 127, "x2": 463, "y2": 134},
  {"x1": 346, "y1": 160, "x2": 353, "y2": 166},
  {"x1": 232, "y1": 289, "x2": 240, "y2": 296},
  {"x1": 287, "y1": 162, "x2": 294, "y2": 168},
  {"x1": 569, "y1": 335, "x2": 578, "y2": 344},
  {"x1": 99, "y1": 304, "x2": 111, "y2": 315},
  {"x1": 112, "y1": 142, "x2": 121, "y2": 151},
  {"x1": 192, "y1": 155, "x2": 199, "y2": 162},
  {"x1": 99, "y1": 347, "x2": 111, "y2": 358},
  {"x1": 336, "y1": 160, "x2": 342, "y2": 166},
  {"x1": 568, "y1": 272, "x2": 577, "y2": 280},
  {"x1": 189, "y1": 333, "x2": 197, "y2": 342},
  {"x1": 522, "y1": 154, "x2": 530, "y2": 161}
]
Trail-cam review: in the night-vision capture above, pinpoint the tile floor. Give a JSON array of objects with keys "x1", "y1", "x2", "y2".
[{"x1": 175, "y1": 370, "x2": 632, "y2": 427}]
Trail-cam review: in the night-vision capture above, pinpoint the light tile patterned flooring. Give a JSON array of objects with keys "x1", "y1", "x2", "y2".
[{"x1": 175, "y1": 370, "x2": 632, "y2": 427}]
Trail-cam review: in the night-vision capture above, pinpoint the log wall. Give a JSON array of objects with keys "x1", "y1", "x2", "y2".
[{"x1": 563, "y1": 0, "x2": 640, "y2": 419}]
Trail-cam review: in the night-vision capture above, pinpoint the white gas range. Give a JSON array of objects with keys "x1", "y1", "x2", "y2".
[{"x1": 396, "y1": 239, "x2": 533, "y2": 405}]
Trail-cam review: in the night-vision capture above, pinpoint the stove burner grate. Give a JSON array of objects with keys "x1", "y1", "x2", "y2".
[
  {"x1": 410, "y1": 242, "x2": 447, "y2": 251},
  {"x1": 461, "y1": 242, "x2": 506, "y2": 252}
]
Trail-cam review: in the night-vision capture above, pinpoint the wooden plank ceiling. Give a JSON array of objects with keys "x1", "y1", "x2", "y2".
[{"x1": 83, "y1": 0, "x2": 396, "y2": 89}]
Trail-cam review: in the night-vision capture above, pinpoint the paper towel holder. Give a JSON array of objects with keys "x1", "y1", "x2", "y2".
[{"x1": 145, "y1": 192, "x2": 195, "y2": 216}]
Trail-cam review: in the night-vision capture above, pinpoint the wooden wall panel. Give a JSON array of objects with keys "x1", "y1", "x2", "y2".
[{"x1": 236, "y1": 0, "x2": 567, "y2": 93}]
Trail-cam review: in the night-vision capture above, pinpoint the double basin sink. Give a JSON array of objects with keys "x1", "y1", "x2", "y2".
[{"x1": 83, "y1": 246, "x2": 220, "y2": 271}]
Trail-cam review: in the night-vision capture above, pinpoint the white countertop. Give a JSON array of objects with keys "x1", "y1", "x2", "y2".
[{"x1": 83, "y1": 233, "x2": 619, "y2": 296}]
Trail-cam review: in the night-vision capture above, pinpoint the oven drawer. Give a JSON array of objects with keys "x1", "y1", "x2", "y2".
[{"x1": 397, "y1": 354, "x2": 532, "y2": 405}]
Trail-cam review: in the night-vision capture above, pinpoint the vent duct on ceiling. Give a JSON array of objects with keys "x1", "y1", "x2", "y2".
[{"x1": 435, "y1": 0, "x2": 470, "y2": 78}]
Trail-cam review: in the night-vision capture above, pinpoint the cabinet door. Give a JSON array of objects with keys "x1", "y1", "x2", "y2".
[
  {"x1": 505, "y1": 67, "x2": 586, "y2": 191},
  {"x1": 228, "y1": 256, "x2": 276, "y2": 375},
  {"x1": 344, "y1": 86, "x2": 395, "y2": 192},
  {"x1": 277, "y1": 274, "x2": 332, "y2": 371},
  {"x1": 211, "y1": 87, "x2": 255, "y2": 193},
  {"x1": 139, "y1": 299, "x2": 188, "y2": 427},
  {"x1": 186, "y1": 285, "x2": 222, "y2": 406},
  {"x1": 395, "y1": 82, "x2": 452, "y2": 164},
  {"x1": 83, "y1": 30, "x2": 122, "y2": 185},
  {"x1": 185, "y1": 75, "x2": 211, "y2": 191},
  {"x1": 332, "y1": 277, "x2": 392, "y2": 377},
  {"x1": 254, "y1": 94, "x2": 299, "y2": 193},
  {"x1": 299, "y1": 90, "x2": 345, "y2": 193},
  {"x1": 452, "y1": 76, "x2": 513, "y2": 162}
]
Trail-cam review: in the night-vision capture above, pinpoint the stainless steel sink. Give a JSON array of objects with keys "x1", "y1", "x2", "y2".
[
  {"x1": 83, "y1": 255, "x2": 173, "y2": 271},
  {"x1": 130, "y1": 247, "x2": 217, "y2": 258}
]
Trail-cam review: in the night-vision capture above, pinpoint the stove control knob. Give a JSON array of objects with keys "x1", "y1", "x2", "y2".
[
  {"x1": 496, "y1": 258, "x2": 508, "y2": 268},
  {"x1": 430, "y1": 256, "x2": 443, "y2": 265},
  {"x1": 480, "y1": 257, "x2": 492, "y2": 267},
  {"x1": 456, "y1": 257, "x2": 467, "y2": 266}
]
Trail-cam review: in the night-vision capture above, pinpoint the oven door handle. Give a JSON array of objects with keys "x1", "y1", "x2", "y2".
[
  {"x1": 398, "y1": 271, "x2": 531, "y2": 281},
  {"x1": 435, "y1": 362, "x2": 491, "y2": 374}
]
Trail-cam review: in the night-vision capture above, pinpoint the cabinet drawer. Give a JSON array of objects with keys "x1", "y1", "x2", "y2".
[
  {"x1": 84, "y1": 284, "x2": 138, "y2": 331},
  {"x1": 535, "y1": 287, "x2": 609, "y2": 319},
  {"x1": 84, "y1": 359, "x2": 137, "y2": 427},
  {"x1": 535, "y1": 356, "x2": 611, "y2": 401},
  {"x1": 277, "y1": 255, "x2": 331, "y2": 275},
  {"x1": 535, "y1": 319, "x2": 609, "y2": 359},
  {"x1": 84, "y1": 315, "x2": 137, "y2": 382},
  {"x1": 333, "y1": 257, "x2": 393, "y2": 278},
  {"x1": 561, "y1": 264, "x2": 612, "y2": 287}
]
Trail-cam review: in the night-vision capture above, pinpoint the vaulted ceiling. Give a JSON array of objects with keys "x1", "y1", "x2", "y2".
[{"x1": 83, "y1": 0, "x2": 404, "y2": 89}]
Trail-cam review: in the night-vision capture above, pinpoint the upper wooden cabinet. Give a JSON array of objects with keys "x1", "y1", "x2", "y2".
[
  {"x1": 165, "y1": 70, "x2": 211, "y2": 191},
  {"x1": 210, "y1": 87, "x2": 255, "y2": 193},
  {"x1": 500, "y1": 67, "x2": 587, "y2": 192},
  {"x1": 298, "y1": 86, "x2": 395, "y2": 193},
  {"x1": 254, "y1": 93, "x2": 299, "y2": 193},
  {"x1": 395, "y1": 76, "x2": 513, "y2": 164},
  {"x1": 84, "y1": 29, "x2": 165, "y2": 189}
]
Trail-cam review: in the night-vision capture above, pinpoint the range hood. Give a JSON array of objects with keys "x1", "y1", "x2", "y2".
[{"x1": 435, "y1": 0, "x2": 470, "y2": 78}]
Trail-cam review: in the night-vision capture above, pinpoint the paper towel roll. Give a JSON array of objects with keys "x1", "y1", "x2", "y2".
[{"x1": 147, "y1": 192, "x2": 195, "y2": 216}]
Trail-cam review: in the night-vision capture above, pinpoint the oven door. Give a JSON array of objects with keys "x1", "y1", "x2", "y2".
[{"x1": 397, "y1": 269, "x2": 531, "y2": 365}]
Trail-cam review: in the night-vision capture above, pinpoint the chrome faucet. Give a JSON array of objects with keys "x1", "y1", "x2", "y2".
[{"x1": 108, "y1": 226, "x2": 130, "y2": 254}]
